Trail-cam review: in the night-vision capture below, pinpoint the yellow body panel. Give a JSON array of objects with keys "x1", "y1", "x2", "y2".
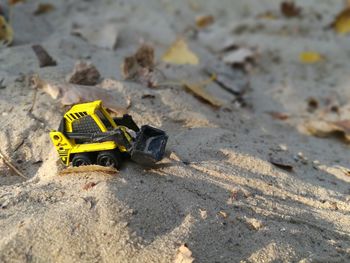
[{"x1": 50, "y1": 100, "x2": 132, "y2": 166}]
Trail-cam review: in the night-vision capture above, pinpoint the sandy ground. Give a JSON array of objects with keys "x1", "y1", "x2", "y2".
[{"x1": 1, "y1": 0, "x2": 350, "y2": 262}]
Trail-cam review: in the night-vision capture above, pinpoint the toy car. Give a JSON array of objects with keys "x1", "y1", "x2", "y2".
[{"x1": 49, "y1": 100, "x2": 168, "y2": 169}]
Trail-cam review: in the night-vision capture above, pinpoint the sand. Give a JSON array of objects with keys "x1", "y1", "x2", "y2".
[{"x1": 1, "y1": 0, "x2": 350, "y2": 262}]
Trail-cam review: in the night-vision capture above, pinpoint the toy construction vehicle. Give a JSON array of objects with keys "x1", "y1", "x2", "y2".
[{"x1": 50, "y1": 100, "x2": 168, "y2": 169}]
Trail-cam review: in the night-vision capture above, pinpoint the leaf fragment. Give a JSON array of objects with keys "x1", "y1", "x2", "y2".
[
  {"x1": 67, "y1": 61, "x2": 101, "y2": 86},
  {"x1": 267, "y1": 111, "x2": 289, "y2": 120},
  {"x1": 0, "y1": 16, "x2": 13, "y2": 46},
  {"x1": 332, "y1": 8, "x2": 350, "y2": 34},
  {"x1": 195, "y1": 15, "x2": 214, "y2": 28},
  {"x1": 305, "y1": 120, "x2": 350, "y2": 141},
  {"x1": 33, "y1": 3, "x2": 55, "y2": 16},
  {"x1": 32, "y1": 45, "x2": 57, "y2": 67},
  {"x1": 162, "y1": 38, "x2": 199, "y2": 65},
  {"x1": 8, "y1": 0, "x2": 25, "y2": 5},
  {"x1": 174, "y1": 244, "x2": 194, "y2": 263},
  {"x1": 299, "y1": 51, "x2": 324, "y2": 64},
  {"x1": 122, "y1": 44, "x2": 158, "y2": 87},
  {"x1": 280, "y1": 1, "x2": 302, "y2": 18},
  {"x1": 183, "y1": 80, "x2": 223, "y2": 108}
]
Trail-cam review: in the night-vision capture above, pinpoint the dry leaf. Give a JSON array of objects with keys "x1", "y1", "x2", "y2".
[
  {"x1": 183, "y1": 81, "x2": 223, "y2": 107},
  {"x1": 162, "y1": 38, "x2": 199, "y2": 65},
  {"x1": 33, "y1": 3, "x2": 55, "y2": 15},
  {"x1": 218, "y1": 210, "x2": 228, "y2": 219},
  {"x1": 67, "y1": 61, "x2": 101, "y2": 86},
  {"x1": 299, "y1": 51, "x2": 324, "y2": 64},
  {"x1": 244, "y1": 217, "x2": 264, "y2": 230},
  {"x1": 267, "y1": 111, "x2": 289, "y2": 120},
  {"x1": 31, "y1": 75, "x2": 130, "y2": 114},
  {"x1": 199, "y1": 209, "x2": 207, "y2": 219},
  {"x1": 257, "y1": 11, "x2": 278, "y2": 20},
  {"x1": 122, "y1": 44, "x2": 158, "y2": 87},
  {"x1": 281, "y1": 1, "x2": 302, "y2": 18},
  {"x1": 174, "y1": 244, "x2": 194, "y2": 263},
  {"x1": 332, "y1": 8, "x2": 350, "y2": 34},
  {"x1": 195, "y1": 15, "x2": 214, "y2": 28},
  {"x1": 32, "y1": 45, "x2": 57, "y2": 67},
  {"x1": 305, "y1": 120, "x2": 350, "y2": 141},
  {"x1": 72, "y1": 22, "x2": 119, "y2": 50},
  {"x1": 8, "y1": 0, "x2": 25, "y2": 5},
  {"x1": 0, "y1": 16, "x2": 13, "y2": 45},
  {"x1": 60, "y1": 165, "x2": 118, "y2": 175}
]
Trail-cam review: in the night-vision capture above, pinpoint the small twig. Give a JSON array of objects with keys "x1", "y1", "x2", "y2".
[{"x1": 0, "y1": 150, "x2": 28, "y2": 179}]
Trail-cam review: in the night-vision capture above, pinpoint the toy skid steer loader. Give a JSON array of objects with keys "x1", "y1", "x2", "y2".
[{"x1": 49, "y1": 100, "x2": 168, "y2": 169}]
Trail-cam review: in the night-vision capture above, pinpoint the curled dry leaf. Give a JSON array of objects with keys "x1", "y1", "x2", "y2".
[
  {"x1": 33, "y1": 3, "x2": 55, "y2": 16},
  {"x1": 299, "y1": 51, "x2": 324, "y2": 64},
  {"x1": 174, "y1": 244, "x2": 194, "y2": 263},
  {"x1": 280, "y1": 1, "x2": 302, "y2": 18},
  {"x1": 67, "y1": 61, "x2": 101, "y2": 86},
  {"x1": 195, "y1": 15, "x2": 214, "y2": 28},
  {"x1": 304, "y1": 120, "x2": 350, "y2": 141},
  {"x1": 31, "y1": 75, "x2": 130, "y2": 114},
  {"x1": 162, "y1": 38, "x2": 199, "y2": 65},
  {"x1": 72, "y1": 22, "x2": 119, "y2": 50},
  {"x1": 32, "y1": 45, "x2": 57, "y2": 67},
  {"x1": 0, "y1": 15, "x2": 13, "y2": 46},
  {"x1": 332, "y1": 7, "x2": 350, "y2": 34}
]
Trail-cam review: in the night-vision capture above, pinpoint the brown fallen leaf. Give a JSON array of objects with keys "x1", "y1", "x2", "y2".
[
  {"x1": 33, "y1": 3, "x2": 55, "y2": 15},
  {"x1": 267, "y1": 111, "x2": 289, "y2": 120},
  {"x1": 174, "y1": 244, "x2": 194, "y2": 263},
  {"x1": 122, "y1": 44, "x2": 158, "y2": 87},
  {"x1": 162, "y1": 38, "x2": 199, "y2": 65},
  {"x1": 195, "y1": 15, "x2": 214, "y2": 28},
  {"x1": 269, "y1": 156, "x2": 294, "y2": 171},
  {"x1": 331, "y1": 7, "x2": 350, "y2": 34},
  {"x1": 280, "y1": 1, "x2": 302, "y2": 18},
  {"x1": 32, "y1": 45, "x2": 57, "y2": 67},
  {"x1": 83, "y1": 182, "x2": 97, "y2": 190},
  {"x1": 31, "y1": 75, "x2": 130, "y2": 114},
  {"x1": 183, "y1": 78, "x2": 223, "y2": 108},
  {"x1": 67, "y1": 61, "x2": 101, "y2": 86}
]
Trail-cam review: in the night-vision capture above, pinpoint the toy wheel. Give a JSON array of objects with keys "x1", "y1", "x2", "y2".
[
  {"x1": 72, "y1": 153, "x2": 92, "y2": 167},
  {"x1": 97, "y1": 150, "x2": 121, "y2": 169}
]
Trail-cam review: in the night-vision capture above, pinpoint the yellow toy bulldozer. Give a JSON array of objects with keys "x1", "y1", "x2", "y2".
[{"x1": 49, "y1": 100, "x2": 168, "y2": 169}]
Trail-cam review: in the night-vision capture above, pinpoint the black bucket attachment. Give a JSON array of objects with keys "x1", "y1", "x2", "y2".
[{"x1": 131, "y1": 125, "x2": 168, "y2": 165}]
